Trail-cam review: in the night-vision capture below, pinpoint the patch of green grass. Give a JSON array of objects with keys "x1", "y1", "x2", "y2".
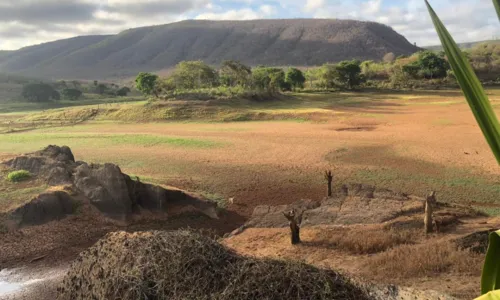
[
  {"x1": 0, "y1": 96, "x2": 144, "y2": 114},
  {"x1": 474, "y1": 207, "x2": 500, "y2": 217},
  {"x1": 0, "y1": 185, "x2": 48, "y2": 212},
  {"x1": 0, "y1": 132, "x2": 225, "y2": 154},
  {"x1": 198, "y1": 191, "x2": 227, "y2": 208},
  {"x1": 353, "y1": 167, "x2": 500, "y2": 205},
  {"x1": 106, "y1": 135, "x2": 224, "y2": 148},
  {"x1": 7, "y1": 170, "x2": 31, "y2": 182}
]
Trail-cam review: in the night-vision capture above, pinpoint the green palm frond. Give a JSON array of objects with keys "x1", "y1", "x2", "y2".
[{"x1": 425, "y1": 0, "x2": 500, "y2": 164}]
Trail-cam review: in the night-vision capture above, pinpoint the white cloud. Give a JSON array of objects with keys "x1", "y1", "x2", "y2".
[
  {"x1": 195, "y1": 8, "x2": 262, "y2": 20},
  {"x1": 259, "y1": 4, "x2": 276, "y2": 15},
  {"x1": 305, "y1": 0, "x2": 324, "y2": 12},
  {"x1": 306, "y1": 0, "x2": 499, "y2": 46}
]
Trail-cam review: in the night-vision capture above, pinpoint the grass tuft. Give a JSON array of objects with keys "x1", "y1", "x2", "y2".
[{"x1": 7, "y1": 170, "x2": 31, "y2": 182}]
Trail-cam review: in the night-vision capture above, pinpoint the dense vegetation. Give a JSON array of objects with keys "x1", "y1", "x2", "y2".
[
  {"x1": 19, "y1": 80, "x2": 131, "y2": 103},
  {"x1": 130, "y1": 42, "x2": 500, "y2": 100}
]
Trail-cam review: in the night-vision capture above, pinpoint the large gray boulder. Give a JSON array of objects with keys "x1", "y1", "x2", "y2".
[{"x1": 74, "y1": 163, "x2": 132, "y2": 218}]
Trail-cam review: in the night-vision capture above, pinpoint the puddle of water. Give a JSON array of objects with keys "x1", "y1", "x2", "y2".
[{"x1": 0, "y1": 281, "x2": 22, "y2": 295}]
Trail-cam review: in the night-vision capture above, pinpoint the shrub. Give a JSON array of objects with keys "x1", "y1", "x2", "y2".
[
  {"x1": 21, "y1": 83, "x2": 59, "y2": 102},
  {"x1": 62, "y1": 88, "x2": 83, "y2": 100},
  {"x1": 7, "y1": 170, "x2": 31, "y2": 182},
  {"x1": 116, "y1": 87, "x2": 131, "y2": 96}
]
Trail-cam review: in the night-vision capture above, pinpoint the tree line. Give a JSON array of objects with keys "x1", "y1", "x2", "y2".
[
  {"x1": 135, "y1": 49, "x2": 473, "y2": 98},
  {"x1": 134, "y1": 59, "x2": 371, "y2": 97},
  {"x1": 20, "y1": 80, "x2": 131, "y2": 103}
]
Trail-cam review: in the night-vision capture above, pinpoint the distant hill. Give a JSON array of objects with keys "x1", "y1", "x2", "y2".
[
  {"x1": 426, "y1": 39, "x2": 500, "y2": 51},
  {"x1": 0, "y1": 19, "x2": 420, "y2": 80}
]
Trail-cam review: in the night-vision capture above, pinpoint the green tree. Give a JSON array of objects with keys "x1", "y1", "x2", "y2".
[
  {"x1": 95, "y1": 83, "x2": 108, "y2": 95},
  {"x1": 305, "y1": 67, "x2": 323, "y2": 89},
  {"x1": 285, "y1": 68, "x2": 306, "y2": 90},
  {"x1": 319, "y1": 64, "x2": 338, "y2": 88},
  {"x1": 220, "y1": 60, "x2": 251, "y2": 87},
  {"x1": 116, "y1": 87, "x2": 131, "y2": 96},
  {"x1": 335, "y1": 60, "x2": 364, "y2": 89},
  {"x1": 62, "y1": 88, "x2": 83, "y2": 100},
  {"x1": 251, "y1": 67, "x2": 286, "y2": 91},
  {"x1": 51, "y1": 90, "x2": 61, "y2": 101},
  {"x1": 21, "y1": 83, "x2": 59, "y2": 102},
  {"x1": 402, "y1": 63, "x2": 421, "y2": 78},
  {"x1": 171, "y1": 61, "x2": 218, "y2": 89},
  {"x1": 135, "y1": 72, "x2": 159, "y2": 97},
  {"x1": 416, "y1": 50, "x2": 449, "y2": 79}
]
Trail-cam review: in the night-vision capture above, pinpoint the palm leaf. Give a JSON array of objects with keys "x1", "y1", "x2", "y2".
[
  {"x1": 481, "y1": 231, "x2": 500, "y2": 295},
  {"x1": 425, "y1": 0, "x2": 500, "y2": 164},
  {"x1": 494, "y1": 0, "x2": 500, "y2": 21},
  {"x1": 476, "y1": 291, "x2": 500, "y2": 300}
]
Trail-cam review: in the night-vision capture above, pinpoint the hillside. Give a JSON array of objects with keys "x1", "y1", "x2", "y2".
[
  {"x1": 426, "y1": 39, "x2": 500, "y2": 51},
  {"x1": 0, "y1": 19, "x2": 420, "y2": 80}
]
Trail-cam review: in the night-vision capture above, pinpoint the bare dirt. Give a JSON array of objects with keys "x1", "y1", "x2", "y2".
[
  {"x1": 223, "y1": 186, "x2": 500, "y2": 299},
  {"x1": 1, "y1": 91, "x2": 500, "y2": 298}
]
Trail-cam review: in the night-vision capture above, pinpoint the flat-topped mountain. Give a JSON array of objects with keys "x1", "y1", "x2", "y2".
[{"x1": 0, "y1": 19, "x2": 420, "y2": 79}]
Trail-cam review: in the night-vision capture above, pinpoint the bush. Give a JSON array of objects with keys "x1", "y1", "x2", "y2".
[
  {"x1": 7, "y1": 170, "x2": 31, "y2": 182},
  {"x1": 62, "y1": 88, "x2": 83, "y2": 100},
  {"x1": 21, "y1": 83, "x2": 59, "y2": 102},
  {"x1": 116, "y1": 87, "x2": 131, "y2": 96}
]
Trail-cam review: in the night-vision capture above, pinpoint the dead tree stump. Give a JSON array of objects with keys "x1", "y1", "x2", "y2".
[
  {"x1": 283, "y1": 209, "x2": 304, "y2": 245},
  {"x1": 324, "y1": 170, "x2": 333, "y2": 197},
  {"x1": 424, "y1": 191, "x2": 436, "y2": 234}
]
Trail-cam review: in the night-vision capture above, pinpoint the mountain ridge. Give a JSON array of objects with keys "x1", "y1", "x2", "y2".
[{"x1": 0, "y1": 19, "x2": 420, "y2": 79}]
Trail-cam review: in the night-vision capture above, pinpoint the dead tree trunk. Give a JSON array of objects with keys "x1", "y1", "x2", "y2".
[
  {"x1": 283, "y1": 209, "x2": 304, "y2": 245},
  {"x1": 424, "y1": 191, "x2": 436, "y2": 234},
  {"x1": 324, "y1": 170, "x2": 333, "y2": 197}
]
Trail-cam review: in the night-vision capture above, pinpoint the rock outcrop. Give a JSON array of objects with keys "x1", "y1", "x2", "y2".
[
  {"x1": 2, "y1": 145, "x2": 218, "y2": 224},
  {"x1": 238, "y1": 184, "x2": 479, "y2": 233},
  {"x1": 9, "y1": 191, "x2": 79, "y2": 227}
]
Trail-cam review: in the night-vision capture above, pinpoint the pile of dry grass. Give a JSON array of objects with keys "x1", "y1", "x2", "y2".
[
  {"x1": 58, "y1": 230, "x2": 370, "y2": 300},
  {"x1": 364, "y1": 241, "x2": 483, "y2": 279},
  {"x1": 312, "y1": 227, "x2": 416, "y2": 255}
]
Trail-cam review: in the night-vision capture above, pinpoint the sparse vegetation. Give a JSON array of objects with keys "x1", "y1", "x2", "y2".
[
  {"x1": 62, "y1": 88, "x2": 83, "y2": 100},
  {"x1": 21, "y1": 83, "x2": 60, "y2": 102},
  {"x1": 365, "y1": 241, "x2": 483, "y2": 279},
  {"x1": 313, "y1": 227, "x2": 416, "y2": 255}
]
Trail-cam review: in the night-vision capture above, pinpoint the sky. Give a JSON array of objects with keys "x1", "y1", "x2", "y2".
[{"x1": 0, "y1": 0, "x2": 498, "y2": 50}]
